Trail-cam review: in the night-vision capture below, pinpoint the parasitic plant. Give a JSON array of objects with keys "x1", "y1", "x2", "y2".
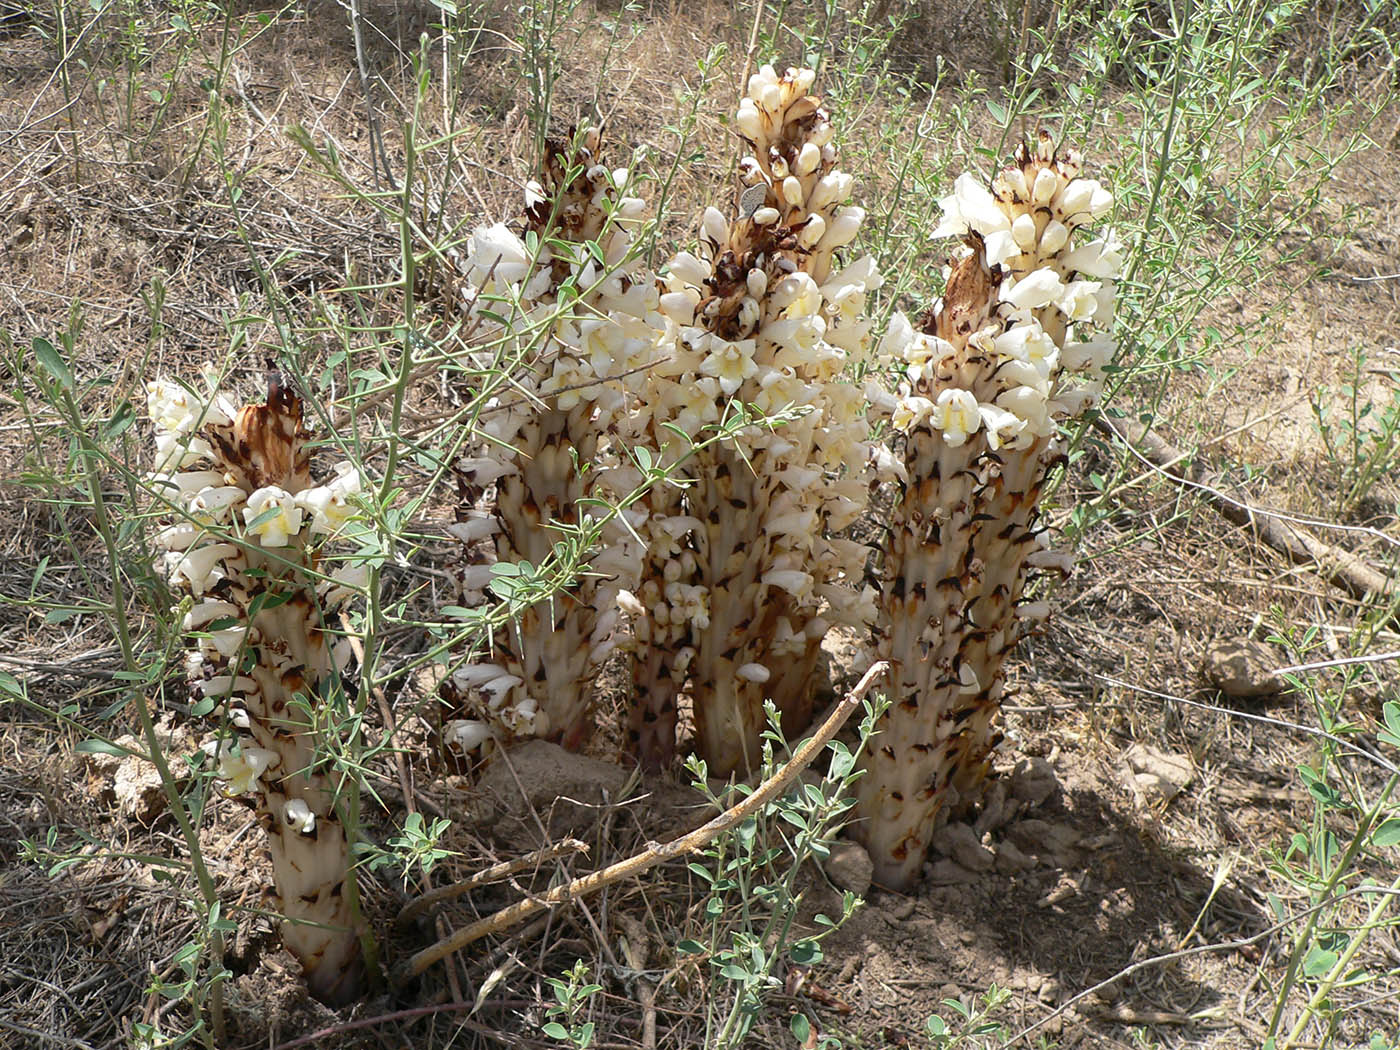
[
  {"x1": 440, "y1": 130, "x2": 660, "y2": 756},
  {"x1": 853, "y1": 133, "x2": 1120, "y2": 890},
  {"x1": 148, "y1": 370, "x2": 368, "y2": 1005},
  {"x1": 625, "y1": 65, "x2": 883, "y2": 774}
]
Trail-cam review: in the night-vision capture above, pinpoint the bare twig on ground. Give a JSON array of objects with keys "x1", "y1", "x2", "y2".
[
  {"x1": 1094, "y1": 417, "x2": 1395, "y2": 601},
  {"x1": 395, "y1": 837, "x2": 590, "y2": 926},
  {"x1": 393, "y1": 660, "x2": 890, "y2": 983}
]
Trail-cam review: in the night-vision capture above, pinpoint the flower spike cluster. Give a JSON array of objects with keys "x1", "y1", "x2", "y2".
[
  {"x1": 854, "y1": 133, "x2": 1120, "y2": 890},
  {"x1": 147, "y1": 371, "x2": 367, "y2": 1005},
  {"x1": 625, "y1": 65, "x2": 881, "y2": 774},
  {"x1": 441, "y1": 131, "x2": 660, "y2": 756}
]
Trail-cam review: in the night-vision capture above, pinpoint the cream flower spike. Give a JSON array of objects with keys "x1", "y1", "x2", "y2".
[
  {"x1": 623, "y1": 64, "x2": 883, "y2": 775},
  {"x1": 856, "y1": 130, "x2": 1120, "y2": 891},
  {"x1": 441, "y1": 129, "x2": 656, "y2": 753},
  {"x1": 147, "y1": 374, "x2": 367, "y2": 1006}
]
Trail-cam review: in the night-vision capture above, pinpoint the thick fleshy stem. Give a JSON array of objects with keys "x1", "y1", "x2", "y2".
[
  {"x1": 442, "y1": 130, "x2": 657, "y2": 755},
  {"x1": 628, "y1": 64, "x2": 881, "y2": 775},
  {"x1": 150, "y1": 373, "x2": 368, "y2": 1004},
  {"x1": 854, "y1": 133, "x2": 1120, "y2": 890}
]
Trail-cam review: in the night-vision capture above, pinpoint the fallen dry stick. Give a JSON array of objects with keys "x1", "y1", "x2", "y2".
[
  {"x1": 395, "y1": 838, "x2": 590, "y2": 926},
  {"x1": 394, "y1": 660, "x2": 890, "y2": 984},
  {"x1": 1094, "y1": 417, "x2": 1394, "y2": 601}
]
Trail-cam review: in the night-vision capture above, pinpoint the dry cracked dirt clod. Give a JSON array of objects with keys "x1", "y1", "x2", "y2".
[{"x1": 1203, "y1": 637, "x2": 1287, "y2": 699}]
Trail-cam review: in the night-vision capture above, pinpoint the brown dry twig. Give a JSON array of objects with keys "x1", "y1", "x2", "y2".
[
  {"x1": 1094, "y1": 417, "x2": 1395, "y2": 601},
  {"x1": 393, "y1": 660, "x2": 890, "y2": 983},
  {"x1": 395, "y1": 837, "x2": 591, "y2": 927}
]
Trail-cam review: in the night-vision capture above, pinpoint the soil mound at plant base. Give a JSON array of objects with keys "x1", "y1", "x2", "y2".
[{"x1": 471, "y1": 740, "x2": 631, "y2": 842}]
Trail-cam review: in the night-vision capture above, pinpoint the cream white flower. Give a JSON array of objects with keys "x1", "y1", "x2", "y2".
[
  {"x1": 668, "y1": 252, "x2": 709, "y2": 288},
  {"x1": 993, "y1": 321, "x2": 1054, "y2": 365},
  {"x1": 955, "y1": 172, "x2": 1012, "y2": 235},
  {"x1": 154, "y1": 522, "x2": 199, "y2": 553},
  {"x1": 702, "y1": 207, "x2": 729, "y2": 246},
  {"x1": 283, "y1": 799, "x2": 316, "y2": 834},
  {"x1": 761, "y1": 569, "x2": 814, "y2": 598},
  {"x1": 983, "y1": 229, "x2": 1020, "y2": 267},
  {"x1": 822, "y1": 207, "x2": 864, "y2": 249},
  {"x1": 540, "y1": 354, "x2": 594, "y2": 411},
  {"x1": 997, "y1": 385, "x2": 1053, "y2": 437},
  {"x1": 1039, "y1": 220, "x2": 1070, "y2": 255},
  {"x1": 665, "y1": 582, "x2": 710, "y2": 630},
  {"x1": 1056, "y1": 280, "x2": 1102, "y2": 323},
  {"x1": 166, "y1": 542, "x2": 239, "y2": 595},
  {"x1": 148, "y1": 470, "x2": 225, "y2": 504},
  {"x1": 444, "y1": 719, "x2": 493, "y2": 753},
  {"x1": 500, "y1": 697, "x2": 544, "y2": 736},
  {"x1": 1061, "y1": 338, "x2": 1115, "y2": 372},
  {"x1": 808, "y1": 171, "x2": 853, "y2": 211},
  {"x1": 456, "y1": 564, "x2": 497, "y2": 594},
  {"x1": 479, "y1": 674, "x2": 523, "y2": 710},
  {"x1": 243, "y1": 486, "x2": 303, "y2": 547},
  {"x1": 700, "y1": 339, "x2": 758, "y2": 396},
  {"x1": 581, "y1": 318, "x2": 632, "y2": 378},
  {"x1": 457, "y1": 457, "x2": 518, "y2": 486},
  {"x1": 184, "y1": 599, "x2": 248, "y2": 658},
  {"x1": 297, "y1": 463, "x2": 362, "y2": 537},
  {"x1": 218, "y1": 745, "x2": 277, "y2": 795},
  {"x1": 1011, "y1": 213, "x2": 1038, "y2": 252},
  {"x1": 452, "y1": 664, "x2": 510, "y2": 690},
  {"x1": 737, "y1": 98, "x2": 763, "y2": 139},
  {"x1": 1015, "y1": 600, "x2": 1051, "y2": 621},
  {"x1": 996, "y1": 167, "x2": 1030, "y2": 202},
  {"x1": 1062, "y1": 237, "x2": 1125, "y2": 279},
  {"x1": 153, "y1": 431, "x2": 214, "y2": 471},
  {"x1": 977, "y1": 402, "x2": 1027, "y2": 450},
  {"x1": 1057, "y1": 179, "x2": 1111, "y2": 222},
  {"x1": 1002, "y1": 268, "x2": 1066, "y2": 311},
  {"x1": 1093, "y1": 282, "x2": 1117, "y2": 327},
  {"x1": 798, "y1": 214, "x2": 826, "y2": 249},
  {"x1": 879, "y1": 311, "x2": 915, "y2": 361},
  {"x1": 671, "y1": 377, "x2": 721, "y2": 434},
  {"x1": 147, "y1": 380, "x2": 215, "y2": 435},
  {"x1": 781, "y1": 175, "x2": 804, "y2": 208},
  {"x1": 892, "y1": 396, "x2": 935, "y2": 432},
  {"x1": 188, "y1": 485, "x2": 246, "y2": 525},
  {"x1": 466, "y1": 223, "x2": 532, "y2": 286},
  {"x1": 445, "y1": 517, "x2": 499, "y2": 543},
  {"x1": 183, "y1": 599, "x2": 240, "y2": 631},
  {"x1": 737, "y1": 662, "x2": 771, "y2": 683},
  {"x1": 996, "y1": 358, "x2": 1052, "y2": 397},
  {"x1": 321, "y1": 563, "x2": 369, "y2": 610},
  {"x1": 658, "y1": 290, "x2": 697, "y2": 325},
  {"x1": 932, "y1": 388, "x2": 981, "y2": 446},
  {"x1": 1052, "y1": 382, "x2": 1101, "y2": 416},
  {"x1": 772, "y1": 272, "x2": 822, "y2": 318},
  {"x1": 752, "y1": 369, "x2": 805, "y2": 416}
]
